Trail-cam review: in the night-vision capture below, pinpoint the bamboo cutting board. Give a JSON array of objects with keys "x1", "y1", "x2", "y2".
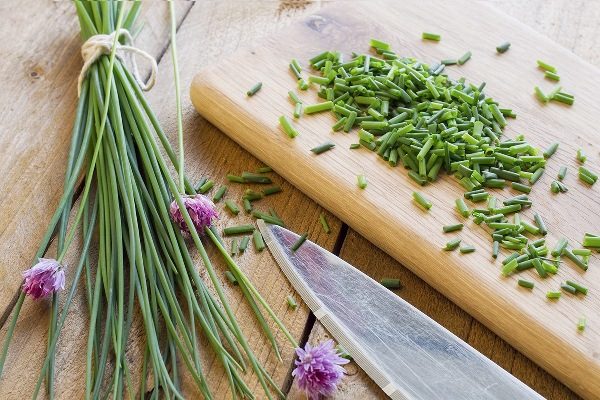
[{"x1": 190, "y1": 1, "x2": 600, "y2": 398}]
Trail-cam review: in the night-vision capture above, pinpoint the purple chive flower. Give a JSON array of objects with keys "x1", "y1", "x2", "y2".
[
  {"x1": 292, "y1": 339, "x2": 349, "y2": 399},
  {"x1": 169, "y1": 194, "x2": 218, "y2": 235},
  {"x1": 22, "y1": 258, "x2": 65, "y2": 300}
]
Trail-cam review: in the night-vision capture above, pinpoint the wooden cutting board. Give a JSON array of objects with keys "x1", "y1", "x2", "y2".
[{"x1": 190, "y1": 1, "x2": 600, "y2": 398}]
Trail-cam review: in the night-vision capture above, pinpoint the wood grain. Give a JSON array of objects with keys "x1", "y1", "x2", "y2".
[{"x1": 190, "y1": 1, "x2": 600, "y2": 398}]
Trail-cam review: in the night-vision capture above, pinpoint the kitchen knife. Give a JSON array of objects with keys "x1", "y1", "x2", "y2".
[{"x1": 257, "y1": 220, "x2": 544, "y2": 400}]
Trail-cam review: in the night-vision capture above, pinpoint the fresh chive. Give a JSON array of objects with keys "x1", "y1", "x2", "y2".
[
  {"x1": 460, "y1": 245, "x2": 475, "y2": 254},
  {"x1": 455, "y1": 198, "x2": 470, "y2": 217},
  {"x1": 537, "y1": 60, "x2": 557, "y2": 73},
  {"x1": 226, "y1": 174, "x2": 245, "y2": 183},
  {"x1": 579, "y1": 166, "x2": 598, "y2": 185},
  {"x1": 241, "y1": 172, "x2": 272, "y2": 184},
  {"x1": 551, "y1": 238, "x2": 568, "y2": 257},
  {"x1": 543, "y1": 142, "x2": 559, "y2": 159},
  {"x1": 199, "y1": 179, "x2": 214, "y2": 193},
  {"x1": 546, "y1": 291, "x2": 561, "y2": 300},
  {"x1": 560, "y1": 283, "x2": 577, "y2": 295},
  {"x1": 511, "y1": 182, "x2": 531, "y2": 194},
  {"x1": 413, "y1": 191, "x2": 432, "y2": 210},
  {"x1": 253, "y1": 229, "x2": 265, "y2": 251},
  {"x1": 544, "y1": 71, "x2": 560, "y2": 81},
  {"x1": 496, "y1": 42, "x2": 511, "y2": 53},
  {"x1": 553, "y1": 93, "x2": 574, "y2": 105},
  {"x1": 239, "y1": 236, "x2": 250, "y2": 252},
  {"x1": 443, "y1": 223, "x2": 463, "y2": 233},
  {"x1": 357, "y1": 174, "x2": 368, "y2": 189},
  {"x1": 298, "y1": 78, "x2": 309, "y2": 90},
  {"x1": 252, "y1": 211, "x2": 285, "y2": 227},
  {"x1": 492, "y1": 241, "x2": 500, "y2": 258},
  {"x1": 304, "y1": 101, "x2": 334, "y2": 114},
  {"x1": 279, "y1": 115, "x2": 299, "y2": 138},
  {"x1": 223, "y1": 224, "x2": 255, "y2": 236},
  {"x1": 288, "y1": 91, "x2": 302, "y2": 104},
  {"x1": 225, "y1": 270, "x2": 238, "y2": 285},
  {"x1": 501, "y1": 258, "x2": 519, "y2": 276},
  {"x1": 530, "y1": 168, "x2": 545, "y2": 184},
  {"x1": 380, "y1": 278, "x2": 402, "y2": 289},
  {"x1": 444, "y1": 238, "x2": 461, "y2": 251},
  {"x1": 319, "y1": 213, "x2": 330, "y2": 234},
  {"x1": 262, "y1": 186, "x2": 282, "y2": 196},
  {"x1": 212, "y1": 185, "x2": 228, "y2": 202},
  {"x1": 349, "y1": 143, "x2": 360, "y2": 149},
  {"x1": 243, "y1": 198, "x2": 252, "y2": 213},
  {"x1": 370, "y1": 38, "x2": 391, "y2": 51},
  {"x1": 577, "y1": 316, "x2": 586, "y2": 332},
  {"x1": 534, "y1": 86, "x2": 548, "y2": 103},
  {"x1": 533, "y1": 213, "x2": 547, "y2": 235},
  {"x1": 558, "y1": 166, "x2": 567, "y2": 180},
  {"x1": 246, "y1": 82, "x2": 262, "y2": 96},
  {"x1": 293, "y1": 102, "x2": 303, "y2": 119},
  {"x1": 422, "y1": 32, "x2": 441, "y2": 41},
  {"x1": 583, "y1": 234, "x2": 600, "y2": 248},
  {"x1": 565, "y1": 280, "x2": 588, "y2": 295},
  {"x1": 457, "y1": 51, "x2": 472, "y2": 65},
  {"x1": 311, "y1": 142, "x2": 335, "y2": 154},
  {"x1": 224, "y1": 200, "x2": 240, "y2": 215},
  {"x1": 286, "y1": 295, "x2": 298, "y2": 310},
  {"x1": 290, "y1": 232, "x2": 309, "y2": 252},
  {"x1": 257, "y1": 166, "x2": 272, "y2": 173},
  {"x1": 231, "y1": 239, "x2": 239, "y2": 256},
  {"x1": 441, "y1": 59, "x2": 457, "y2": 65},
  {"x1": 572, "y1": 248, "x2": 592, "y2": 256},
  {"x1": 576, "y1": 148, "x2": 586, "y2": 163},
  {"x1": 563, "y1": 249, "x2": 587, "y2": 271},
  {"x1": 517, "y1": 279, "x2": 534, "y2": 289}
]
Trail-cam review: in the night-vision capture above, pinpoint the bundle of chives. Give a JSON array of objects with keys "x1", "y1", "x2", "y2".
[{"x1": 0, "y1": 2, "x2": 294, "y2": 399}]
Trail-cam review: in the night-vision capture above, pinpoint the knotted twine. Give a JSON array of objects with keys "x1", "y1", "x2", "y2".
[{"x1": 77, "y1": 28, "x2": 157, "y2": 97}]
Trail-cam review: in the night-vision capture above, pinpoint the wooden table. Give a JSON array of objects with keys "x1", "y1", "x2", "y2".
[{"x1": 0, "y1": 1, "x2": 595, "y2": 399}]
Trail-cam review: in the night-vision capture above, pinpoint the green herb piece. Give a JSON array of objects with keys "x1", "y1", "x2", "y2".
[
  {"x1": 247, "y1": 82, "x2": 262, "y2": 96},
  {"x1": 583, "y1": 234, "x2": 600, "y2": 248},
  {"x1": 212, "y1": 185, "x2": 228, "y2": 202},
  {"x1": 224, "y1": 200, "x2": 240, "y2": 215},
  {"x1": 553, "y1": 92, "x2": 574, "y2": 105},
  {"x1": 294, "y1": 102, "x2": 303, "y2": 119},
  {"x1": 576, "y1": 148, "x2": 586, "y2": 163},
  {"x1": 225, "y1": 270, "x2": 238, "y2": 285},
  {"x1": 563, "y1": 249, "x2": 588, "y2": 271},
  {"x1": 533, "y1": 258, "x2": 547, "y2": 278},
  {"x1": 457, "y1": 51, "x2": 472, "y2": 65},
  {"x1": 370, "y1": 38, "x2": 391, "y2": 51},
  {"x1": 552, "y1": 238, "x2": 568, "y2": 257},
  {"x1": 558, "y1": 166, "x2": 567, "y2": 180},
  {"x1": 502, "y1": 258, "x2": 519, "y2": 276},
  {"x1": 579, "y1": 166, "x2": 598, "y2": 185},
  {"x1": 544, "y1": 71, "x2": 560, "y2": 81},
  {"x1": 533, "y1": 213, "x2": 547, "y2": 236},
  {"x1": 496, "y1": 42, "x2": 511, "y2": 53},
  {"x1": 231, "y1": 239, "x2": 239, "y2": 256},
  {"x1": 422, "y1": 32, "x2": 441, "y2": 41},
  {"x1": 380, "y1": 278, "x2": 402, "y2": 289},
  {"x1": 239, "y1": 236, "x2": 250, "y2": 252},
  {"x1": 241, "y1": 172, "x2": 272, "y2": 184},
  {"x1": 288, "y1": 91, "x2": 302, "y2": 104},
  {"x1": 319, "y1": 213, "x2": 331, "y2": 234},
  {"x1": 546, "y1": 291, "x2": 561, "y2": 300},
  {"x1": 357, "y1": 174, "x2": 368, "y2": 189},
  {"x1": 518, "y1": 279, "x2": 534, "y2": 289},
  {"x1": 561, "y1": 283, "x2": 577, "y2": 295},
  {"x1": 460, "y1": 245, "x2": 475, "y2": 254},
  {"x1": 444, "y1": 238, "x2": 461, "y2": 251},
  {"x1": 534, "y1": 86, "x2": 548, "y2": 103},
  {"x1": 286, "y1": 295, "x2": 298, "y2": 310},
  {"x1": 542, "y1": 142, "x2": 559, "y2": 159},
  {"x1": 413, "y1": 191, "x2": 432, "y2": 210},
  {"x1": 441, "y1": 58, "x2": 457, "y2": 65},
  {"x1": 572, "y1": 248, "x2": 592, "y2": 256},
  {"x1": 530, "y1": 168, "x2": 545, "y2": 185},
  {"x1": 298, "y1": 78, "x2": 309, "y2": 90},
  {"x1": 492, "y1": 241, "x2": 500, "y2": 258},
  {"x1": 304, "y1": 101, "x2": 334, "y2": 114},
  {"x1": 291, "y1": 233, "x2": 308, "y2": 252},
  {"x1": 443, "y1": 223, "x2": 463, "y2": 233},
  {"x1": 279, "y1": 115, "x2": 299, "y2": 138},
  {"x1": 537, "y1": 60, "x2": 557, "y2": 73},
  {"x1": 252, "y1": 211, "x2": 285, "y2": 227},
  {"x1": 577, "y1": 316, "x2": 586, "y2": 332},
  {"x1": 223, "y1": 224, "x2": 255, "y2": 236},
  {"x1": 257, "y1": 166, "x2": 272, "y2": 174},
  {"x1": 311, "y1": 142, "x2": 336, "y2": 154},
  {"x1": 455, "y1": 198, "x2": 470, "y2": 217},
  {"x1": 226, "y1": 174, "x2": 245, "y2": 183},
  {"x1": 253, "y1": 229, "x2": 265, "y2": 251},
  {"x1": 243, "y1": 198, "x2": 252, "y2": 213},
  {"x1": 262, "y1": 186, "x2": 282, "y2": 196},
  {"x1": 511, "y1": 182, "x2": 531, "y2": 194},
  {"x1": 349, "y1": 143, "x2": 360, "y2": 149},
  {"x1": 566, "y1": 280, "x2": 588, "y2": 295}
]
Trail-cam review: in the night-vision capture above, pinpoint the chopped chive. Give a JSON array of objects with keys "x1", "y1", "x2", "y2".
[
  {"x1": 332, "y1": 117, "x2": 347, "y2": 132},
  {"x1": 243, "y1": 198, "x2": 252, "y2": 213},
  {"x1": 517, "y1": 279, "x2": 534, "y2": 289},
  {"x1": 534, "y1": 86, "x2": 548, "y2": 103},
  {"x1": 441, "y1": 59, "x2": 457, "y2": 65},
  {"x1": 444, "y1": 238, "x2": 461, "y2": 251},
  {"x1": 319, "y1": 213, "x2": 331, "y2": 234},
  {"x1": 293, "y1": 102, "x2": 303, "y2": 118},
  {"x1": 552, "y1": 238, "x2": 568, "y2": 257},
  {"x1": 460, "y1": 245, "x2": 475, "y2": 254},
  {"x1": 262, "y1": 186, "x2": 282, "y2": 196},
  {"x1": 304, "y1": 101, "x2": 334, "y2": 114},
  {"x1": 583, "y1": 234, "x2": 600, "y2": 248},
  {"x1": 530, "y1": 168, "x2": 545, "y2": 184},
  {"x1": 496, "y1": 42, "x2": 511, "y2": 53},
  {"x1": 492, "y1": 241, "x2": 500, "y2": 258},
  {"x1": 370, "y1": 38, "x2": 391, "y2": 51},
  {"x1": 257, "y1": 166, "x2": 272, "y2": 173},
  {"x1": 357, "y1": 174, "x2": 368, "y2": 189},
  {"x1": 533, "y1": 258, "x2": 547, "y2": 278},
  {"x1": 422, "y1": 32, "x2": 441, "y2": 41},
  {"x1": 511, "y1": 182, "x2": 531, "y2": 194},
  {"x1": 537, "y1": 60, "x2": 557, "y2": 73},
  {"x1": 252, "y1": 211, "x2": 285, "y2": 227},
  {"x1": 225, "y1": 270, "x2": 238, "y2": 285},
  {"x1": 231, "y1": 239, "x2": 239, "y2": 256},
  {"x1": 501, "y1": 258, "x2": 519, "y2": 276},
  {"x1": 566, "y1": 280, "x2": 588, "y2": 295},
  {"x1": 572, "y1": 248, "x2": 592, "y2": 256},
  {"x1": 223, "y1": 224, "x2": 255, "y2": 236},
  {"x1": 455, "y1": 198, "x2": 470, "y2": 217},
  {"x1": 253, "y1": 229, "x2": 265, "y2": 251},
  {"x1": 226, "y1": 174, "x2": 245, "y2": 183},
  {"x1": 577, "y1": 316, "x2": 586, "y2": 332},
  {"x1": 239, "y1": 236, "x2": 250, "y2": 252},
  {"x1": 224, "y1": 200, "x2": 240, "y2": 215},
  {"x1": 560, "y1": 283, "x2": 577, "y2": 295},
  {"x1": 212, "y1": 185, "x2": 228, "y2": 202},
  {"x1": 380, "y1": 278, "x2": 402, "y2": 289},
  {"x1": 543, "y1": 142, "x2": 559, "y2": 159},
  {"x1": 443, "y1": 223, "x2": 463, "y2": 233},
  {"x1": 576, "y1": 148, "x2": 586, "y2": 163},
  {"x1": 563, "y1": 249, "x2": 587, "y2": 271},
  {"x1": 241, "y1": 172, "x2": 272, "y2": 184},
  {"x1": 298, "y1": 78, "x2": 309, "y2": 90},
  {"x1": 546, "y1": 291, "x2": 561, "y2": 300},
  {"x1": 533, "y1": 213, "x2": 547, "y2": 236},
  {"x1": 349, "y1": 143, "x2": 360, "y2": 149},
  {"x1": 279, "y1": 115, "x2": 299, "y2": 138},
  {"x1": 288, "y1": 91, "x2": 302, "y2": 104},
  {"x1": 311, "y1": 142, "x2": 336, "y2": 154},
  {"x1": 544, "y1": 71, "x2": 560, "y2": 81},
  {"x1": 579, "y1": 166, "x2": 598, "y2": 185},
  {"x1": 553, "y1": 93, "x2": 574, "y2": 105},
  {"x1": 457, "y1": 51, "x2": 472, "y2": 65},
  {"x1": 199, "y1": 179, "x2": 214, "y2": 193},
  {"x1": 413, "y1": 191, "x2": 432, "y2": 210},
  {"x1": 558, "y1": 166, "x2": 567, "y2": 180},
  {"x1": 246, "y1": 82, "x2": 262, "y2": 96},
  {"x1": 194, "y1": 177, "x2": 208, "y2": 192},
  {"x1": 291, "y1": 233, "x2": 308, "y2": 252},
  {"x1": 286, "y1": 295, "x2": 298, "y2": 310},
  {"x1": 291, "y1": 59, "x2": 302, "y2": 73}
]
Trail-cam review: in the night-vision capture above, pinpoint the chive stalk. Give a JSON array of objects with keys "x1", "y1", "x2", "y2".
[
  {"x1": 246, "y1": 82, "x2": 262, "y2": 96},
  {"x1": 291, "y1": 233, "x2": 308, "y2": 252},
  {"x1": 380, "y1": 278, "x2": 402, "y2": 289},
  {"x1": 413, "y1": 191, "x2": 432, "y2": 210}
]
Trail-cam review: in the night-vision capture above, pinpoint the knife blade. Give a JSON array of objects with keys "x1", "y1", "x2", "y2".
[{"x1": 257, "y1": 220, "x2": 544, "y2": 400}]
